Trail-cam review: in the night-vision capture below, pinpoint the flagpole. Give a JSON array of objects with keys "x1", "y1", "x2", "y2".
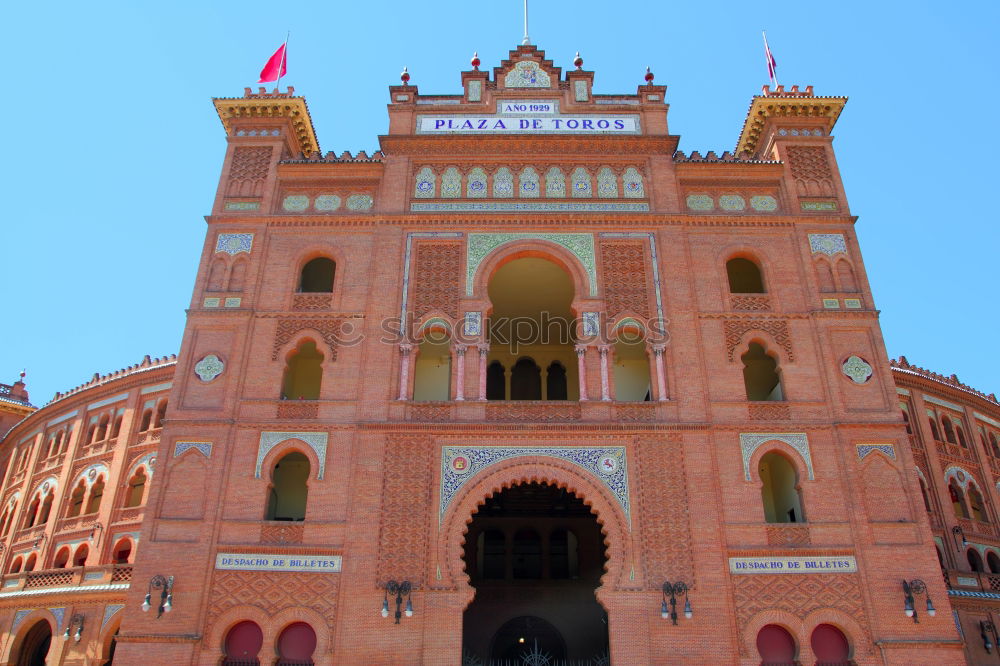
[
  {"x1": 762, "y1": 30, "x2": 778, "y2": 88},
  {"x1": 276, "y1": 31, "x2": 290, "y2": 92},
  {"x1": 523, "y1": 0, "x2": 530, "y2": 45}
]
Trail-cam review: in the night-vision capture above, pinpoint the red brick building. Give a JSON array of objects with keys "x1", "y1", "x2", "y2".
[{"x1": 1, "y1": 44, "x2": 989, "y2": 664}]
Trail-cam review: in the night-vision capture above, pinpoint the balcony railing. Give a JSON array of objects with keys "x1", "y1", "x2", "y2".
[
  {"x1": 946, "y1": 568, "x2": 1000, "y2": 593},
  {"x1": 1, "y1": 563, "x2": 132, "y2": 592}
]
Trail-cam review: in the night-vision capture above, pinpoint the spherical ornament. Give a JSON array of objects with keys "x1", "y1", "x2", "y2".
[
  {"x1": 644, "y1": 66, "x2": 654, "y2": 83},
  {"x1": 470, "y1": 51, "x2": 480, "y2": 70},
  {"x1": 400, "y1": 66, "x2": 410, "y2": 84},
  {"x1": 573, "y1": 51, "x2": 583, "y2": 69}
]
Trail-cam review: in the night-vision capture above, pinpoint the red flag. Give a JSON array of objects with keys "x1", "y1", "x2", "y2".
[
  {"x1": 762, "y1": 32, "x2": 777, "y2": 84},
  {"x1": 258, "y1": 43, "x2": 288, "y2": 83}
]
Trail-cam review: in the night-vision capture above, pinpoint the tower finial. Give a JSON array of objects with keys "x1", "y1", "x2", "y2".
[
  {"x1": 471, "y1": 51, "x2": 480, "y2": 70},
  {"x1": 400, "y1": 66, "x2": 410, "y2": 85},
  {"x1": 522, "y1": 0, "x2": 530, "y2": 45}
]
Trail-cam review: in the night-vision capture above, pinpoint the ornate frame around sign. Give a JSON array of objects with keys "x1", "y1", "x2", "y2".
[
  {"x1": 740, "y1": 433, "x2": 814, "y2": 481},
  {"x1": 439, "y1": 446, "x2": 630, "y2": 525},
  {"x1": 256, "y1": 432, "x2": 328, "y2": 480}
]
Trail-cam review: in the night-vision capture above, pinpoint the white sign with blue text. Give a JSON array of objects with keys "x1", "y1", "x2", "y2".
[
  {"x1": 729, "y1": 555, "x2": 857, "y2": 575},
  {"x1": 416, "y1": 114, "x2": 640, "y2": 135},
  {"x1": 215, "y1": 552, "x2": 342, "y2": 573}
]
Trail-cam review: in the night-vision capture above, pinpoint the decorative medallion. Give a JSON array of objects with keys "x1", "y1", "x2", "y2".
[
  {"x1": 414, "y1": 168, "x2": 436, "y2": 199},
  {"x1": 87, "y1": 468, "x2": 97, "y2": 482},
  {"x1": 346, "y1": 194, "x2": 373, "y2": 211},
  {"x1": 545, "y1": 167, "x2": 566, "y2": 197},
  {"x1": 440, "y1": 446, "x2": 631, "y2": 524},
  {"x1": 597, "y1": 167, "x2": 618, "y2": 198},
  {"x1": 215, "y1": 233, "x2": 253, "y2": 255},
  {"x1": 467, "y1": 167, "x2": 488, "y2": 198},
  {"x1": 493, "y1": 167, "x2": 514, "y2": 198},
  {"x1": 750, "y1": 195, "x2": 778, "y2": 212},
  {"x1": 463, "y1": 312, "x2": 482, "y2": 337},
  {"x1": 466, "y1": 233, "x2": 597, "y2": 296},
  {"x1": 842, "y1": 355, "x2": 873, "y2": 384},
  {"x1": 519, "y1": 167, "x2": 540, "y2": 198},
  {"x1": 282, "y1": 195, "x2": 309, "y2": 212},
  {"x1": 740, "y1": 433, "x2": 814, "y2": 481},
  {"x1": 808, "y1": 233, "x2": 847, "y2": 256},
  {"x1": 571, "y1": 167, "x2": 592, "y2": 197},
  {"x1": 256, "y1": 431, "x2": 328, "y2": 480},
  {"x1": 719, "y1": 194, "x2": 746, "y2": 211},
  {"x1": 41, "y1": 482, "x2": 50, "y2": 494},
  {"x1": 622, "y1": 167, "x2": 644, "y2": 198},
  {"x1": 503, "y1": 61, "x2": 551, "y2": 88},
  {"x1": 686, "y1": 194, "x2": 713, "y2": 211},
  {"x1": 194, "y1": 354, "x2": 224, "y2": 382}
]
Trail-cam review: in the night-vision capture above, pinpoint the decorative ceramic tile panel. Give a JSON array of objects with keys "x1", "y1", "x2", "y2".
[
  {"x1": 623, "y1": 167, "x2": 644, "y2": 198},
  {"x1": 719, "y1": 194, "x2": 746, "y2": 211},
  {"x1": 493, "y1": 167, "x2": 514, "y2": 198},
  {"x1": 346, "y1": 194, "x2": 373, "y2": 211},
  {"x1": 519, "y1": 167, "x2": 540, "y2": 198},
  {"x1": 809, "y1": 234, "x2": 847, "y2": 255},
  {"x1": 224, "y1": 297, "x2": 241, "y2": 308},
  {"x1": 597, "y1": 167, "x2": 618, "y2": 198},
  {"x1": 467, "y1": 80, "x2": 482, "y2": 102},
  {"x1": 216, "y1": 233, "x2": 254, "y2": 255},
  {"x1": 102, "y1": 604, "x2": 124, "y2": 629},
  {"x1": 467, "y1": 167, "x2": 488, "y2": 198},
  {"x1": 414, "y1": 167, "x2": 436, "y2": 199},
  {"x1": 203, "y1": 297, "x2": 220, "y2": 308},
  {"x1": 844, "y1": 298, "x2": 862, "y2": 309},
  {"x1": 174, "y1": 441, "x2": 212, "y2": 458},
  {"x1": 314, "y1": 194, "x2": 341, "y2": 211},
  {"x1": 801, "y1": 200, "x2": 838, "y2": 212},
  {"x1": 441, "y1": 167, "x2": 461, "y2": 198},
  {"x1": 282, "y1": 195, "x2": 309, "y2": 212},
  {"x1": 583, "y1": 312, "x2": 600, "y2": 337},
  {"x1": 439, "y1": 446, "x2": 630, "y2": 524},
  {"x1": 194, "y1": 355, "x2": 224, "y2": 382},
  {"x1": 223, "y1": 201, "x2": 260, "y2": 211},
  {"x1": 842, "y1": 356, "x2": 873, "y2": 384},
  {"x1": 412, "y1": 202, "x2": 649, "y2": 213},
  {"x1": 463, "y1": 312, "x2": 482, "y2": 337},
  {"x1": 686, "y1": 194, "x2": 713, "y2": 211},
  {"x1": 545, "y1": 167, "x2": 566, "y2": 197},
  {"x1": 750, "y1": 195, "x2": 778, "y2": 212},
  {"x1": 740, "y1": 433, "x2": 814, "y2": 481},
  {"x1": 503, "y1": 61, "x2": 551, "y2": 88},
  {"x1": 50, "y1": 607, "x2": 65, "y2": 630},
  {"x1": 256, "y1": 431, "x2": 328, "y2": 480},
  {"x1": 12, "y1": 609, "x2": 32, "y2": 632},
  {"x1": 822, "y1": 298, "x2": 840, "y2": 309},
  {"x1": 574, "y1": 80, "x2": 589, "y2": 102},
  {"x1": 571, "y1": 167, "x2": 592, "y2": 197},
  {"x1": 467, "y1": 233, "x2": 597, "y2": 296},
  {"x1": 856, "y1": 443, "x2": 895, "y2": 461}
]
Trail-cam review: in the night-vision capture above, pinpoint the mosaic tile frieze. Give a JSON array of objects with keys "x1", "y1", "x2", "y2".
[
  {"x1": 215, "y1": 233, "x2": 253, "y2": 255},
  {"x1": 719, "y1": 194, "x2": 747, "y2": 211},
  {"x1": 440, "y1": 446, "x2": 630, "y2": 524},
  {"x1": 282, "y1": 195, "x2": 309, "y2": 212},
  {"x1": 686, "y1": 194, "x2": 714, "y2": 211},
  {"x1": 314, "y1": 195, "x2": 341, "y2": 211},
  {"x1": 750, "y1": 195, "x2": 778, "y2": 211},
  {"x1": 808, "y1": 233, "x2": 847, "y2": 256},
  {"x1": 740, "y1": 433, "x2": 814, "y2": 481},
  {"x1": 466, "y1": 233, "x2": 597, "y2": 296},
  {"x1": 256, "y1": 431, "x2": 328, "y2": 480},
  {"x1": 346, "y1": 194, "x2": 373, "y2": 211}
]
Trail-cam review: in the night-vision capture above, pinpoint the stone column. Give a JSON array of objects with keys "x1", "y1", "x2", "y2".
[
  {"x1": 397, "y1": 344, "x2": 413, "y2": 401},
  {"x1": 652, "y1": 344, "x2": 668, "y2": 401},
  {"x1": 477, "y1": 345, "x2": 489, "y2": 401},
  {"x1": 453, "y1": 344, "x2": 466, "y2": 401},
  {"x1": 575, "y1": 345, "x2": 589, "y2": 401},
  {"x1": 598, "y1": 345, "x2": 611, "y2": 401}
]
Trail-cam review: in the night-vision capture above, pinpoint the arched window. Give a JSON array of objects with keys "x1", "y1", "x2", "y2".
[
  {"x1": 742, "y1": 343, "x2": 784, "y2": 401},
  {"x1": 549, "y1": 529, "x2": 578, "y2": 579},
  {"x1": 223, "y1": 621, "x2": 263, "y2": 666},
  {"x1": 510, "y1": 358, "x2": 542, "y2": 401},
  {"x1": 265, "y1": 452, "x2": 310, "y2": 521},
  {"x1": 726, "y1": 257, "x2": 765, "y2": 293},
  {"x1": 281, "y1": 340, "x2": 324, "y2": 400},
  {"x1": 956, "y1": 425, "x2": 968, "y2": 448},
  {"x1": 276, "y1": 622, "x2": 317, "y2": 665},
  {"x1": 759, "y1": 451, "x2": 804, "y2": 523},
  {"x1": 969, "y1": 486, "x2": 988, "y2": 522},
  {"x1": 207, "y1": 258, "x2": 226, "y2": 292},
  {"x1": 38, "y1": 493, "x2": 53, "y2": 524},
  {"x1": 139, "y1": 409, "x2": 153, "y2": 432},
  {"x1": 942, "y1": 418, "x2": 956, "y2": 444},
  {"x1": 0, "y1": 508, "x2": 9, "y2": 537},
  {"x1": 918, "y1": 478, "x2": 932, "y2": 512},
  {"x1": 950, "y1": 481, "x2": 970, "y2": 519},
  {"x1": 613, "y1": 338, "x2": 651, "y2": 402},
  {"x1": 298, "y1": 258, "x2": 336, "y2": 293},
  {"x1": 929, "y1": 417, "x2": 941, "y2": 441},
  {"x1": 810, "y1": 624, "x2": 850, "y2": 664},
  {"x1": 756, "y1": 624, "x2": 796, "y2": 665},
  {"x1": 988, "y1": 552, "x2": 1000, "y2": 574},
  {"x1": 8, "y1": 556, "x2": 22, "y2": 574},
  {"x1": 86, "y1": 423, "x2": 97, "y2": 444},
  {"x1": 991, "y1": 432, "x2": 1000, "y2": 457},
  {"x1": 816, "y1": 260, "x2": 836, "y2": 293},
  {"x1": 836, "y1": 259, "x2": 858, "y2": 292},
  {"x1": 73, "y1": 543, "x2": 89, "y2": 567},
  {"x1": 67, "y1": 480, "x2": 86, "y2": 518},
  {"x1": 23, "y1": 495, "x2": 40, "y2": 528},
  {"x1": 486, "y1": 361, "x2": 506, "y2": 400},
  {"x1": 968, "y1": 548, "x2": 985, "y2": 573},
  {"x1": 55, "y1": 431, "x2": 65, "y2": 454},
  {"x1": 112, "y1": 538, "x2": 132, "y2": 564},
  {"x1": 53, "y1": 547, "x2": 70, "y2": 569},
  {"x1": 110, "y1": 415, "x2": 122, "y2": 439},
  {"x1": 85, "y1": 476, "x2": 105, "y2": 515},
  {"x1": 228, "y1": 259, "x2": 247, "y2": 292},
  {"x1": 154, "y1": 401, "x2": 167, "y2": 428},
  {"x1": 125, "y1": 468, "x2": 147, "y2": 508},
  {"x1": 546, "y1": 361, "x2": 568, "y2": 401},
  {"x1": 901, "y1": 408, "x2": 912, "y2": 434},
  {"x1": 512, "y1": 529, "x2": 542, "y2": 578},
  {"x1": 24, "y1": 553, "x2": 37, "y2": 572},
  {"x1": 96, "y1": 414, "x2": 109, "y2": 441},
  {"x1": 480, "y1": 530, "x2": 505, "y2": 580},
  {"x1": 412, "y1": 335, "x2": 451, "y2": 401}
]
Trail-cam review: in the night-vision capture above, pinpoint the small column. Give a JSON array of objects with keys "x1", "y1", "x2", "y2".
[
  {"x1": 652, "y1": 344, "x2": 668, "y2": 401},
  {"x1": 453, "y1": 344, "x2": 467, "y2": 401},
  {"x1": 598, "y1": 345, "x2": 611, "y2": 401},
  {"x1": 477, "y1": 345, "x2": 489, "y2": 401},
  {"x1": 397, "y1": 344, "x2": 413, "y2": 401},
  {"x1": 575, "y1": 345, "x2": 589, "y2": 401}
]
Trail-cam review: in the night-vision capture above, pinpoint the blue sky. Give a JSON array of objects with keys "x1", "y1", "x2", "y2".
[{"x1": 2, "y1": 1, "x2": 997, "y2": 405}]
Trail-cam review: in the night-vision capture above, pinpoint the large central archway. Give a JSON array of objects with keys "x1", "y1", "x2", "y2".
[{"x1": 461, "y1": 482, "x2": 609, "y2": 663}]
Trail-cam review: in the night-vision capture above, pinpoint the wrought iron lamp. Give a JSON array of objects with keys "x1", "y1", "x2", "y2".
[
  {"x1": 141, "y1": 574, "x2": 174, "y2": 618},
  {"x1": 953, "y1": 525, "x2": 968, "y2": 551},
  {"x1": 63, "y1": 613, "x2": 85, "y2": 642},
  {"x1": 381, "y1": 580, "x2": 414, "y2": 624},
  {"x1": 90, "y1": 522, "x2": 103, "y2": 540},
  {"x1": 660, "y1": 581, "x2": 692, "y2": 625},
  {"x1": 981, "y1": 620, "x2": 998, "y2": 654},
  {"x1": 902, "y1": 579, "x2": 935, "y2": 623}
]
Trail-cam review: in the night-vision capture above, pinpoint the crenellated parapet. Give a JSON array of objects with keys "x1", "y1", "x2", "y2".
[
  {"x1": 48, "y1": 354, "x2": 177, "y2": 405},
  {"x1": 213, "y1": 87, "x2": 319, "y2": 156},
  {"x1": 891, "y1": 356, "x2": 999, "y2": 406}
]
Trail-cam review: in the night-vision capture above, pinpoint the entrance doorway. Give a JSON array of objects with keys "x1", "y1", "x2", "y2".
[
  {"x1": 15, "y1": 620, "x2": 52, "y2": 666},
  {"x1": 462, "y1": 482, "x2": 609, "y2": 664}
]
